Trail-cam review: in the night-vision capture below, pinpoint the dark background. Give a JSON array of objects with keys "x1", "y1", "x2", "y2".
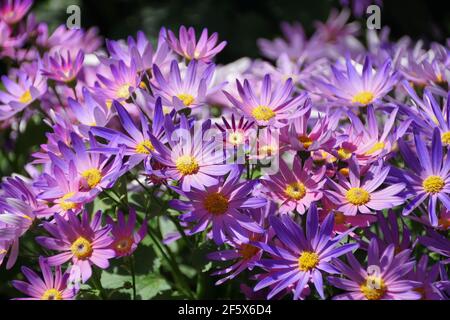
[{"x1": 34, "y1": 0, "x2": 450, "y2": 64}]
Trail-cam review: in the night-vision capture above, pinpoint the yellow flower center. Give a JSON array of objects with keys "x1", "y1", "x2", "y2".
[
  {"x1": 175, "y1": 155, "x2": 199, "y2": 175},
  {"x1": 285, "y1": 181, "x2": 307, "y2": 200},
  {"x1": 422, "y1": 175, "x2": 445, "y2": 194},
  {"x1": 360, "y1": 276, "x2": 387, "y2": 300},
  {"x1": 177, "y1": 93, "x2": 195, "y2": 107},
  {"x1": 239, "y1": 243, "x2": 259, "y2": 260},
  {"x1": 441, "y1": 132, "x2": 450, "y2": 145},
  {"x1": 346, "y1": 187, "x2": 371, "y2": 206},
  {"x1": 365, "y1": 142, "x2": 385, "y2": 155},
  {"x1": 228, "y1": 131, "x2": 244, "y2": 146},
  {"x1": 298, "y1": 251, "x2": 320, "y2": 271},
  {"x1": 251, "y1": 105, "x2": 275, "y2": 121},
  {"x1": 352, "y1": 91, "x2": 374, "y2": 105},
  {"x1": 135, "y1": 140, "x2": 154, "y2": 154},
  {"x1": 203, "y1": 192, "x2": 229, "y2": 215},
  {"x1": 337, "y1": 147, "x2": 352, "y2": 160},
  {"x1": 81, "y1": 168, "x2": 102, "y2": 189},
  {"x1": 59, "y1": 192, "x2": 77, "y2": 211},
  {"x1": 70, "y1": 236, "x2": 93, "y2": 260},
  {"x1": 0, "y1": 249, "x2": 7, "y2": 255},
  {"x1": 19, "y1": 90, "x2": 32, "y2": 104},
  {"x1": 115, "y1": 237, "x2": 134, "y2": 255},
  {"x1": 116, "y1": 83, "x2": 131, "y2": 99},
  {"x1": 298, "y1": 135, "x2": 313, "y2": 149},
  {"x1": 41, "y1": 288, "x2": 63, "y2": 300}
]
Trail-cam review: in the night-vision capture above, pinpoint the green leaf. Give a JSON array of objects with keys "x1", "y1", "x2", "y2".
[{"x1": 135, "y1": 274, "x2": 170, "y2": 300}]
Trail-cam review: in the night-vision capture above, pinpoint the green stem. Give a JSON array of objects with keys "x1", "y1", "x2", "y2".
[
  {"x1": 147, "y1": 224, "x2": 194, "y2": 299},
  {"x1": 129, "y1": 255, "x2": 137, "y2": 300}
]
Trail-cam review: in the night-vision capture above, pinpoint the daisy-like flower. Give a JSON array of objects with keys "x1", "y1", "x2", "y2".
[
  {"x1": 67, "y1": 87, "x2": 111, "y2": 134},
  {"x1": 49, "y1": 132, "x2": 126, "y2": 200},
  {"x1": 257, "y1": 21, "x2": 322, "y2": 62},
  {"x1": 314, "y1": 56, "x2": 398, "y2": 107},
  {"x1": 91, "y1": 99, "x2": 165, "y2": 169},
  {"x1": 148, "y1": 114, "x2": 233, "y2": 191},
  {"x1": 0, "y1": 178, "x2": 36, "y2": 269},
  {"x1": 151, "y1": 60, "x2": 216, "y2": 111},
  {"x1": 326, "y1": 157, "x2": 405, "y2": 216},
  {"x1": 166, "y1": 26, "x2": 226, "y2": 62},
  {"x1": 282, "y1": 108, "x2": 338, "y2": 152},
  {"x1": 105, "y1": 207, "x2": 147, "y2": 257},
  {"x1": 261, "y1": 157, "x2": 326, "y2": 214},
  {"x1": 347, "y1": 105, "x2": 410, "y2": 164},
  {"x1": 215, "y1": 113, "x2": 255, "y2": 151},
  {"x1": 105, "y1": 29, "x2": 171, "y2": 72},
  {"x1": 94, "y1": 60, "x2": 141, "y2": 106},
  {"x1": 12, "y1": 257, "x2": 76, "y2": 300},
  {"x1": 224, "y1": 74, "x2": 311, "y2": 128},
  {"x1": 328, "y1": 239, "x2": 421, "y2": 300},
  {"x1": 41, "y1": 50, "x2": 84, "y2": 84},
  {"x1": 207, "y1": 203, "x2": 274, "y2": 285},
  {"x1": 253, "y1": 204, "x2": 359, "y2": 299},
  {"x1": 0, "y1": 65, "x2": 47, "y2": 120},
  {"x1": 394, "y1": 128, "x2": 450, "y2": 226},
  {"x1": 36, "y1": 210, "x2": 115, "y2": 283},
  {"x1": 169, "y1": 167, "x2": 266, "y2": 244},
  {"x1": 36, "y1": 161, "x2": 85, "y2": 218},
  {"x1": 0, "y1": 0, "x2": 33, "y2": 25}
]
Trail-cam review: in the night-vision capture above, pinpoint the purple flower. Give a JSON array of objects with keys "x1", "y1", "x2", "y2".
[
  {"x1": 170, "y1": 167, "x2": 266, "y2": 244},
  {"x1": 41, "y1": 49, "x2": 84, "y2": 84},
  {"x1": 394, "y1": 128, "x2": 450, "y2": 226},
  {"x1": 215, "y1": 113, "x2": 255, "y2": 151},
  {"x1": 224, "y1": 74, "x2": 311, "y2": 128},
  {"x1": 326, "y1": 157, "x2": 405, "y2": 215},
  {"x1": 35, "y1": 161, "x2": 85, "y2": 218},
  {"x1": 166, "y1": 26, "x2": 226, "y2": 62},
  {"x1": 151, "y1": 60, "x2": 216, "y2": 111},
  {"x1": 261, "y1": 157, "x2": 326, "y2": 214},
  {"x1": 328, "y1": 239, "x2": 421, "y2": 300},
  {"x1": 282, "y1": 108, "x2": 338, "y2": 152},
  {"x1": 148, "y1": 114, "x2": 233, "y2": 191},
  {"x1": 12, "y1": 257, "x2": 77, "y2": 300},
  {"x1": 91, "y1": 99, "x2": 165, "y2": 169},
  {"x1": 0, "y1": 65, "x2": 47, "y2": 120},
  {"x1": 67, "y1": 87, "x2": 111, "y2": 134},
  {"x1": 94, "y1": 60, "x2": 141, "y2": 106},
  {"x1": 253, "y1": 204, "x2": 359, "y2": 299},
  {"x1": 105, "y1": 207, "x2": 147, "y2": 257},
  {"x1": 105, "y1": 30, "x2": 172, "y2": 72},
  {"x1": 36, "y1": 210, "x2": 115, "y2": 283},
  {"x1": 314, "y1": 56, "x2": 398, "y2": 107},
  {"x1": 48, "y1": 132, "x2": 126, "y2": 200},
  {"x1": 0, "y1": 0, "x2": 32, "y2": 25},
  {"x1": 207, "y1": 203, "x2": 275, "y2": 285}
]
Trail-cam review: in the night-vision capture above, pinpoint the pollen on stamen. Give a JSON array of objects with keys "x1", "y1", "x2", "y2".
[
  {"x1": 135, "y1": 139, "x2": 154, "y2": 154},
  {"x1": 346, "y1": 187, "x2": 370, "y2": 206},
  {"x1": 176, "y1": 155, "x2": 199, "y2": 175},
  {"x1": 352, "y1": 91, "x2": 374, "y2": 105},
  {"x1": 422, "y1": 175, "x2": 445, "y2": 194},
  {"x1": 252, "y1": 105, "x2": 275, "y2": 121}
]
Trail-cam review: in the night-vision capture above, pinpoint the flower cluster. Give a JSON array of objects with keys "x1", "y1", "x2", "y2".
[{"x1": 0, "y1": 0, "x2": 448, "y2": 300}]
